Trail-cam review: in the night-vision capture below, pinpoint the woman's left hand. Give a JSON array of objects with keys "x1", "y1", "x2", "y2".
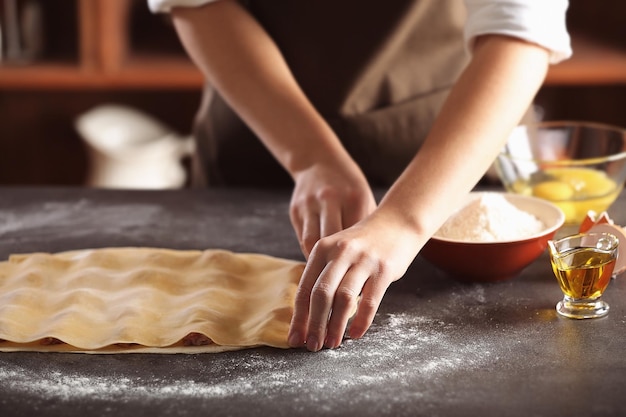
[{"x1": 287, "y1": 209, "x2": 423, "y2": 352}]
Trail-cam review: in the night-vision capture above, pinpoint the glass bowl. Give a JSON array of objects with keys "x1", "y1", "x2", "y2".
[{"x1": 495, "y1": 121, "x2": 626, "y2": 225}]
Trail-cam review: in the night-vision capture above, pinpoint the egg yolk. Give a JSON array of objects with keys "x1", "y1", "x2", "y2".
[{"x1": 532, "y1": 181, "x2": 574, "y2": 201}]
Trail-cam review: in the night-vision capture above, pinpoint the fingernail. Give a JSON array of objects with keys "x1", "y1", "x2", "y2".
[
  {"x1": 288, "y1": 331, "x2": 301, "y2": 347},
  {"x1": 306, "y1": 336, "x2": 320, "y2": 352},
  {"x1": 324, "y1": 336, "x2": 338, "y2": 349}
]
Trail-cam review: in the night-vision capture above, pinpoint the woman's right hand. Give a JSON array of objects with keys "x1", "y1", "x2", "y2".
[{"x1": 289, "y1": 159, "x2": 377, "y2": 259}]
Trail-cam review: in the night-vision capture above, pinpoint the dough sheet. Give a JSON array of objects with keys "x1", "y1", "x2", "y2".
[{"x1": 0, "y1": 247, "x2": 304, "y2": 353}]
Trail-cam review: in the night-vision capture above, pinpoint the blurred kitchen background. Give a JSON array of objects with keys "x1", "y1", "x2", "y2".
[{"x1": 0, "y1": 0, "x2": 625, "y2": 189}]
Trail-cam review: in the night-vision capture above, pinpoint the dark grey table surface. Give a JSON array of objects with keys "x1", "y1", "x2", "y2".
[{"x1": 0, "y1": 187, "x2": 625, "y2": 417}]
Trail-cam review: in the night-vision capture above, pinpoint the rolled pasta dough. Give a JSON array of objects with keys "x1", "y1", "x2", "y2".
[{"x1": 0, "y1": 247, "x2": 304, "y2": 354}]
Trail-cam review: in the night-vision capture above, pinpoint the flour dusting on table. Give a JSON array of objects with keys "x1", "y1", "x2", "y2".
[{"x1": 0, "y1": 312, "x2": 493, "y2": 410}]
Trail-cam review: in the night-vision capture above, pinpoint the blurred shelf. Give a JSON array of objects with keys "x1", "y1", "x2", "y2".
[
  {"x1": 0, "y1": 57, "x2": 203, "y2": 90},
  {"x1": 2, "y1": 36, "x2": 626, "y2": 90},
  {"x1": 546, "y1": 36, "x2": 626, "y2": 85}
]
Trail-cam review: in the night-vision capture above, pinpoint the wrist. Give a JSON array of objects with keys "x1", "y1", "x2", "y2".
[
  {"x1": 286, "y1": 139, "x2": 359, "y2": 181},
  {"x1": 369, "y1": 204, "x2": 431, "y2": 252}
]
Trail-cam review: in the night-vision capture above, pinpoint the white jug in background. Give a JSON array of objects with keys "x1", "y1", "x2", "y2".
[{"x1": 75, "y1": 104, "x2": 195, "y2": 189}]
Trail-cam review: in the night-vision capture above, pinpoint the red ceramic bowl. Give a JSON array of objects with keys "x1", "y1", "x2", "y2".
[{"x1": 421, "y1": 192, "x2": 565, "y2": 282}]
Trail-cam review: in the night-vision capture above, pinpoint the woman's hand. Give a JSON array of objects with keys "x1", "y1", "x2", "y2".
[
  {"x1": 288, "y1": 208, "x2": 423, "y2": 352},
  {"x1": 289, "y1": 160, "x2": 377, "y2": 258}
]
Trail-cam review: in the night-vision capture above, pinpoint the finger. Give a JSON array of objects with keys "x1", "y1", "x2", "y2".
[
  {"x1": 341, "y1": 196, "x2": 375, "y2": 229},
  {"x1": 300, "y1": 213, "x2": 321, "y2": 258},
  {"x1": 287, "y1": 247, "x2": 328, "y2": 348},
  {"x1": 323, "y1": 266, "x2": 368, "y2": 349},
  {"x1": 288, "y1": 205, "x2": 304, "y2": 245},
  {"x1": 320, "y1": 198, "x2": 343, "y2": 238},
  {"x1": 304, "y1": 258, "x2": 350, "y2": 352},
  {"x1": 347, "y1": 275, "x2": 388, "y2": 340},
  {"x1": 289, "y1": 199, "x2": 322, "y2": 258}
]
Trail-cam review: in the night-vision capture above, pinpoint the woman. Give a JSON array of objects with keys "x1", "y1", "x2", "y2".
[{"x1": 149, "y1": 0, "x2": 571, "y2": 351}]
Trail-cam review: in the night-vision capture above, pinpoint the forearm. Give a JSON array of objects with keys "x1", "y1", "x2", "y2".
[
  {"x1": 170, "y1": 1, "x2": 353, "y2": 177},
  {"x1": 379, "y1": 35, "x2": 550, "y2": 244}
]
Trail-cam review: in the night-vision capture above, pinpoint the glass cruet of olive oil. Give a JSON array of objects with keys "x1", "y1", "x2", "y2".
[{"x1": 548, "y1": 232, "x2": 619, "y2": 319}]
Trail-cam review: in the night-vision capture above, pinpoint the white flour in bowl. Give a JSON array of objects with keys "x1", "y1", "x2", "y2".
[{"x1": 435, "y1": 193, "x2": 545, "y2": 242}]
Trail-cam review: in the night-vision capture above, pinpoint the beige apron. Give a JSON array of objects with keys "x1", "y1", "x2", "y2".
[{"x1": 191, "y1": 0, "x2": 469, "y2": 187}]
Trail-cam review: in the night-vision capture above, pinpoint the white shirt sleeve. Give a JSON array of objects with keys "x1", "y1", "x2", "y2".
[
  {"x1": 147, "y1": 0, "x2": 221, "y2": 13},
  {"x1": 148, "y1": 0, "x2": 572, "y2": 64},
  {"x1": 464, "y1": 0, "x2": 572, "y2": 64}
]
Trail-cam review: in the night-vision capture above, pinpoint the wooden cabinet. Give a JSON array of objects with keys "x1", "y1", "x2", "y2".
[
  {"x1": 0, "y1": 0, "x2": 625, "y2": 185},
  {"x1": 0, "y1": 0, "x2": 202, "y2": 89}
]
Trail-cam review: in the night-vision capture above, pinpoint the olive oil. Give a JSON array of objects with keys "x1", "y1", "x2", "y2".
[{"x1": 550, "y1": 246, "x2": 616, "y2": 300}]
